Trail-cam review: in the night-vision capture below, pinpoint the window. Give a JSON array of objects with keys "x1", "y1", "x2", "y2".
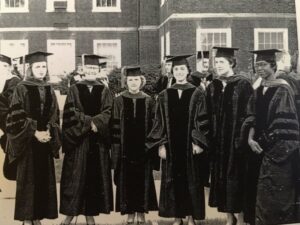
[
  {"x1": 0, "y1": 0, "x2": 29, "y2": 12},
  {"x1": 166, "y1": 31, "x2": 170, "y2": 56},
  {"x1": 92, "y1": 0, "x2": 121, "y2": 12},
  {"x1": 160, "y1": 35, "x2": 165, "y2": 62},
  {"x1": 47, "y1": 40, "x2": 76, "y2": 81},
  {"x1": 46, "y1": 0, "x2": 75, "y2": 12},
  {"x1": 93, "y1": 40, "x2": 121, "y2": 71},
  {"x1": 254, "y1": 28, "x2": 288, "y2": 50},
  {"x1": 196, "y1": 28, "x2": 231, "y2": 51},
  {"x1": 160, "y1": 0, "x2": 165, "y2": 6},
  {"x1": 0, "y1": 39, "x2": 28, "y2": 75}
]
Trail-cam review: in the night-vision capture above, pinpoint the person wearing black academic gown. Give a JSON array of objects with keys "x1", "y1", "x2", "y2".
[
  {"x1": 155, "y1": 55, "x2": 176, "y2": 94},
  {"x1": 242, "y1": 49, "x2": 300, "y2": 225},
  {"x1": 147, "y1": 55, "x2": 209, "y2": 225},
  {"x1": 207, "y1": 47, "x2": 253, "y2": 225},
  {"x1": 0, "y1": 54, "x2": 22, "y2": 151},
  {"x1": 5, "y1": 52, "x2": 61, "y2": 225},
  {"x1": 111, "y1": 66, "x2": 158, "y2": 224},
  {"x1": 60, "y1": 54, "x2": 113, "y2": 225},
  {"x1": 188, "y1": 51, "x2": 213, "y2": 91}
]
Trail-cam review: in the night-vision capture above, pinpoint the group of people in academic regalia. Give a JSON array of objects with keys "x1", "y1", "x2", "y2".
[{"x1": 0, "y1": 44, "x2": 300, "y2": 225}]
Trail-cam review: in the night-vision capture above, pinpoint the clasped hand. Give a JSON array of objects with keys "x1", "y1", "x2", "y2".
[{"x1": 34, "y1": 130, "x2": 51, "y2": 143}]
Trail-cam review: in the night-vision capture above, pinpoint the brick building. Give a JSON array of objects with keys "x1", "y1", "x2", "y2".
[{"x1": 0, "y1": 0, "x2": 298, "y2": 77}]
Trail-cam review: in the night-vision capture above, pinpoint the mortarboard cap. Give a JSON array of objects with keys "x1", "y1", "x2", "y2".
[
  {"x1": 19, "y1": 51, "x2": 53, "y2": 64},
  {"x1": 77, "y1": 54, "x2": 107, "y2": 66},
  {"x1": 166, "y1": 54, "x2": 193, "y2": 66},
  {"x1": 249, "y1": 49, "x2": 282, "y2": 63},
  {"x1": 125, "y1": 66, "x2": 142, "y2": 77},
  {"x1": 99, "y1": 62, "x2": 107, "y2": 69},
  {"x1": 197, "y1": 51, "x2": 210, "y2": 59},
  {"x1": 191, "y1": 71, "x2": 206, "y2": 79},
  {"x1": 0, "y1": 54, "x2": 12, "y2": 65},
  {"x1": 164, "y1": 55, "x2": 174, "y2": 60},
  {"x1": 213, "y1": 47, "x2": 239, "y2": 58}
]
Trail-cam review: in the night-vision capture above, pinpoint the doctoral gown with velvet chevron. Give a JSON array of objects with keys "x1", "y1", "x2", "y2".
[
  {"x1": 6, "y1": 78, "x2": 61, "y2": 221},
  {"x1": 60, "y1": 80, "x2": 113, "y2": 216}
]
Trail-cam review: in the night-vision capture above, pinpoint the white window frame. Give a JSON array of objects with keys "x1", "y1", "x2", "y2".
[
  {"x1": 93, "y1": 39, "x2": 122, "y2": 70},
  {"x1": 166, "y1": 31, "x2": 170, "y2": 56},
  {"x1": 47, "y1": 39, "x2": 76, "y2": 78},
  {"x1": 46, "y1": 0, "x2": 75, "y2": 12},
  {"x1": 92, "y1": 0, "x2": 121, "y2": 13},
  {"x1": 160, "y1": 35, "x2": 165, "y2": 63},
  {"x1": 196, "y1": 28, "x2": 232, "y2": 51},
  {"x1": 0, "y1": 0, "x2": 29, "y2": 13},
  {"x1": 0, "y1": 39, "x2": 29, "y2": 58},
  {"x1": 254, "y1": 28, "x2": 288, "y2": 50}
]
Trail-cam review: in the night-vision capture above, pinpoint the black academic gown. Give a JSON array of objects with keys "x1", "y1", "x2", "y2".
[
  {"x1": 207, "y1": 75, "x2": 253, "y2": 213},
  {"x1": 60, "y1": 80, "x2": 113, "y2": 216},
  {"x1": 6, "y1": 78, "x2": 61, "y2": 221},
  {"x1": 155, "y1": 75, "x2": 176, "y2": 94},
  {"x1": 0, "y1": 76, "x2": 21, "y2": 150},
  {"x1": 147, "y1": 83, "x2": 209, "y2": 220},
  {"x1": 242, "y1": 81, "x2": 300, "y2": 225},
  {"x1": 111, "y1": 90, "x2": 158, "y2": 214}
]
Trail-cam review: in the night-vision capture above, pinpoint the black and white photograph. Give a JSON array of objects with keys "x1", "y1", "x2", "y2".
[{"x1": 0, "y1": 1, "x2": 300, "y2": 225}]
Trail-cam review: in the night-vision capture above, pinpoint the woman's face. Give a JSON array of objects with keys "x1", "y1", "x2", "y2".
[
  {"x1": 255, "y1": 61, "x2": 274, "y2": 80},
  {"x1": 214, "y1": 57, "x2": 232, "y2": 76},
  {"x1": 31, "y1": 61, "x2": 47, "y2": 80},
  {"x1": 127, "y1": 76, "x2": 142, "y2": 93},
  {"x1": 173, "y1": 64, "x2": 189, "y2": 82}
]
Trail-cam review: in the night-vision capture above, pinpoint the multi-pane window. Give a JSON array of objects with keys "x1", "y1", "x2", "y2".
[
  {"x1": 254, "y1": 28, "x2": 288, "y2": 50},
  {"x1": 197, "y1": 28, "x2": 232, "y2": 51},
  {"x1": 0, "y1": 0, "x2": 28, "y2": 12},
  {"x1": 92, "y1": 0, "x2": 120, "y2": 12},
  {"x1": 93, "y1": 40, "x2": 121, "y2": 71}
]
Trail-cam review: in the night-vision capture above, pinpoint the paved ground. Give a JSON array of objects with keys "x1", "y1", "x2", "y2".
[{"x1": 0, "y1": 149, "x2": 227, "y2": 225}]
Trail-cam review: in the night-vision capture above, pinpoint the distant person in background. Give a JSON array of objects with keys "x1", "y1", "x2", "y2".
[
  {"x1": 97, "y1": 62, "x2": 109, "y2": 88},
  {"x1": 111, "y1": 66, "x2": 158, "y2": 224},
  {"x1": 188, "y1": 51, "x2": 213, "y2": 90},
  {"x1": 6, "y1": 51, "x2": 61, "y2": 225},
  {"x1": 155, "y1": 55, "x2": 175, "y2": 94},
  {"x1": 60, "y1": 54, "x2": 113, "y2": 225}
]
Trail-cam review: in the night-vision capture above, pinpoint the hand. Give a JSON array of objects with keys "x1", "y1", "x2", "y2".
[
  {"x1": 91, "y1": 121, "x2": 98, "y2": 133},
  {"x1": 248, "y1": 139, "x2": 263, "y2": 154},
  {"x1": 158, "y1": 145, "x2": 167, "y2": 159},
  {"x1": 192, "y1": 143, "x2": 204, "y2": 155},
  {"x1": 35, "y1": 130, "x2": 51, "y2": 143},
  {"x1": 0, "y1": 129, "x2": 4, "y2": 138}
]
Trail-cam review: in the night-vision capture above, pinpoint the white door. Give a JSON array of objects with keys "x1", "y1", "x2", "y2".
[{"x1": 47, "y1": 40, "x2": 75, "y2": 82}]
